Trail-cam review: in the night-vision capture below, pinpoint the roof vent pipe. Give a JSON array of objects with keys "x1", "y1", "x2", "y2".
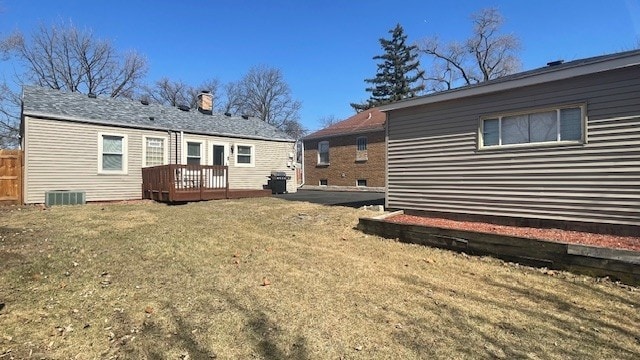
[
  {"x1": 241, "y1": 115, "x2": 249, "y2": 120},
  {"x1": 88, "y1": 93, "x2": 97, "y2": 98},
  {"x1": 178, "y1": 104, "x2": 190, "y2": 112}
]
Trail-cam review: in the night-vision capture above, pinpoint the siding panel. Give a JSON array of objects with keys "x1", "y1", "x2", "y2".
[
  {"x1": 386, "y1": 67, "x2": 640, "y2": 228},
  {"x1": 24, "y1": 117, "x2": 296, "y2": 203}
]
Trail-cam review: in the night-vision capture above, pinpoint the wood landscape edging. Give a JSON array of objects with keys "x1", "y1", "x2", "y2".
[{"x1": 357, "y1": 214, "x2": 640, "y2": 286}]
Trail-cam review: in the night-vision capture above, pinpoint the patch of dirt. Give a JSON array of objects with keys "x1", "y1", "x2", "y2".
[{"x1": 387, "y1": 214, "x2": 640, "y2": 252}]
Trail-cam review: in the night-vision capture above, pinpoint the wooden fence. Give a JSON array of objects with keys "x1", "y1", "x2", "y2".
[{"x1": 0, "y1": 149, "x2": 23, "y2": 205}]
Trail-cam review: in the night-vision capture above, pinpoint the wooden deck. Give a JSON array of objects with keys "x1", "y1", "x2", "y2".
[{"x1": 142, "y1": 164, "x2": 271, "y2": 203}]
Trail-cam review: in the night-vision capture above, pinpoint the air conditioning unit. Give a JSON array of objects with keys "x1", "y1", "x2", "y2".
[{"x1": 45, "y1": 190, "x2": 86, "y2": 207}]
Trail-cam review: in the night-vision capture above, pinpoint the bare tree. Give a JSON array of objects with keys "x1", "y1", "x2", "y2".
[
  {"x1": 318, "y1": 115, "x2": 341, "y2": 128},
  {"x1": 0, "y1": 82, "x2": 19, "y2": 148},
  {"x1": 419, "y1": 8, "x2": 520, "y2": 91},
  {"x1": 144, "y1": 77, "x2": 191, "y2": 106},
  {"x1": 144, "y1": 77, "x2": 220, "y2": 109},
  {"x1": 222, "y1": 65, "x2": 304, "y2": 137},
  {"x1": 7, "y1": 21, "x2": 147, "y2": 98},
  {"x1": 220, "y1": 80, "x2": 244, "y2": 114}
]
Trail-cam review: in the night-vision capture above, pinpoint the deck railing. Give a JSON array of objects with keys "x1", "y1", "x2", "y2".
[{"x1": 142, "y1": 164, "x2": 229, "y2": 202}]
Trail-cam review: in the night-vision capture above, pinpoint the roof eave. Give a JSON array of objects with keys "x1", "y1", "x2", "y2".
[
  {"x1": 302, "y1": 126, "x2": 385, "y2": 140},
  {"x1": 379, "y1": 52, "x2": 640, "y2": 112},
  {"x1": 22, "y1": 111, "x2": 295, "y2": 143}
]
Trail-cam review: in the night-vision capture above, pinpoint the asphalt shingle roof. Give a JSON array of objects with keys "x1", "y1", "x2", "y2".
[
  {"x1": 303, "y1": 107, "x2": 385, "y2": 139},
  {"x1": 21, "y1": 86, "x2": 294, "y2": 142}
]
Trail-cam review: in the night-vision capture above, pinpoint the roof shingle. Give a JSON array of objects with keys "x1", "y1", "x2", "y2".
[
  {"x1": 304, "y1": 107, "x2": 385, "y2": 139},
  {"x1": 21, "y1": 86, "x2": 294, "y2": 142}
]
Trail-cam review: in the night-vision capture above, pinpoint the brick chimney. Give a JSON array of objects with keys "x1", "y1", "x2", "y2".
[{"x1": 197, "y1": 91, "x2": 213, "y2": 115}]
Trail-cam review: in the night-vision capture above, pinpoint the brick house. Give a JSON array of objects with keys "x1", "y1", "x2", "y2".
[{"x1": 302, "y1": 108, "x2": 385, "y2": 190}]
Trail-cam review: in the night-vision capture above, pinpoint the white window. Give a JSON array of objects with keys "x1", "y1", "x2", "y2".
[
  {"x1": 481, "y1": 105, "x2": 584, "y2": 148},
  {"x1": 318, "y1": 141, "x2": 329, "y2": 165},
  {"x1": 319, "y1": 179, "x2": 328, "y2": 186},
  {"x1": 143, "y1": 136, "x2": 168, "y2": 167},
  {"x1": 235, "y1": 144, "x2": 254, "y2": 167},
  {"x1": 186, "y1": 141, "x2": 203, "y2": 165},
  {"x1": 98, "y1": 133, "x2": 127, "y2": 174},
  {"x1": 357, "y1": 179, "x2": 367, "y2": 187}
]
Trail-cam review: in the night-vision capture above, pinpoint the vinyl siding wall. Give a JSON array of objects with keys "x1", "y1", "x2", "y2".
[
  {"x1": 24, "y1": 117, "x2": 296, "y2": 203},
  {"x1": 386, "y1": 66, "x2": 640, "y2": 228},
  {"x1": 177, "y1": 133, "x2": 296, "y2": 192}
]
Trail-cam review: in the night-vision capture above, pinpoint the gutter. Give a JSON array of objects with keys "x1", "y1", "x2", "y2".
[{"x1": 22, "y1": 111, "x2": 295, "y2": 143}]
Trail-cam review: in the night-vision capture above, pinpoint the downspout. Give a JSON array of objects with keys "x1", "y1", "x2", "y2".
[
  {"x1": 298, "y1": 140, "x2": 305, "y2": 188},
  {"x1": 167, "y1": 130, "x2": 173, "y2": 164},
  {"x1": 179, "y1": 131, "x2": 184, "y2": 164}
]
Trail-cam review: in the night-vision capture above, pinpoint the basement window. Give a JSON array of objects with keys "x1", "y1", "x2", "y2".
[
  {"x1": 357, "y1": 179, "x2": 367, "y2": 187},
  {"x1": 319, "y1": 179, "x2": 328, "y2": 186},
  {"x1": 480, "y1": 105, "x2": 584, "y2": 148}
]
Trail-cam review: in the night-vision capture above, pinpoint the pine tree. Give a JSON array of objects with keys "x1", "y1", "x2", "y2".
[{"x1": 351, "y1": 24, "x2": 425, "y2": 112}]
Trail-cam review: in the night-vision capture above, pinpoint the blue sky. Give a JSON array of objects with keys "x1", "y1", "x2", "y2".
[{"x1": 1, "y1": 0, "x2": 639, "y2": 133}]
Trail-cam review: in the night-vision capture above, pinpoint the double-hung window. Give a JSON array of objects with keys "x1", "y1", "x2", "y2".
[
  {"x1": 186, "y1": 141, "x2": 202, "y2": 165},
  {"x1": 318, "y1": 141, "x2": 329, "y2": 165},
  {"x1": 235, "y1": 144, "x2": 255, "y2": 167},
  {"x1": 481, "y1": 106, "x2": 584, "y2": 148},
  {"x1": 99, "y1": 133, "x2": 127, "y2": 174}
]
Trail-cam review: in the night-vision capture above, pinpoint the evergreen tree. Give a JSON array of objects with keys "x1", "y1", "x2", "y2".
[{"x1": 351, "y1": 24, "x2": 425, "y2": 112}]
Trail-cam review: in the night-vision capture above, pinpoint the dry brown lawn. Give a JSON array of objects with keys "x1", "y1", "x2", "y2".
[{"x1": 0, "y1": 198, "x2": 638, "y2": 359}]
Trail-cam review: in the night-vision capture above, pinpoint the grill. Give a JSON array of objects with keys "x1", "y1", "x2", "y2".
[{"x1": 267, "y1": 171, "x2": 290, "y2": 194}]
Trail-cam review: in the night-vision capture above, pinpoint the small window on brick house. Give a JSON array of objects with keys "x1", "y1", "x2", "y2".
[
  {"x1": 356, "y1": 136, "x2": 368, "y2": 161},
  {"x1": 357, "y1": 179, "x2": 367, "y2": 187},
  {"x1": 318, "y1": 141, "x2": 329, "y2": 165},
  {"x1": 319, "y1": 179, "x2": 328, "y2": 186}
]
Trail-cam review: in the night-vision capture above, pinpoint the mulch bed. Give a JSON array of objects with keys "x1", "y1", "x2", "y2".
[{"x1": 387, "y1": 214, "x2": 640, "y2": 252}]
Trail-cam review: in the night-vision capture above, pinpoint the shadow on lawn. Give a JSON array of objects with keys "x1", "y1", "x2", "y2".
[
  {"x1": 248, "y1": 312, "x2": 309, "y2": 360},
  {"x1": 388, "y1": 271, "x2": 640, "y2": 359}
]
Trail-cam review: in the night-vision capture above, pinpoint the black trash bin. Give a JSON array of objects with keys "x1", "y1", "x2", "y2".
[{"x1": 268, "y1": 171, "x2": 290, "y2": 194}]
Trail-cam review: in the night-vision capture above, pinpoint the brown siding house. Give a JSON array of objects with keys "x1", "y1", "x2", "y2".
[
  {"x1": 381, "y1": 50, "x2": 640, "y2": 235},
  {"x1": 303, "y1": 108, "x2": 385, "y2": 190}
]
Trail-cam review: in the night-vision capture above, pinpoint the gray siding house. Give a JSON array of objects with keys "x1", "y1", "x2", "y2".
[
  {"x1": 20, "y1": 86, "x2": 297, "y2": 204},
  {"x1": 380, "y1": 50, "x2": 640, "y2": 235}
]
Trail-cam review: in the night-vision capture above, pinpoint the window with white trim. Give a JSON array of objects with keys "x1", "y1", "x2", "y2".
[
  {"x1": 98, "y1": 133, "x2": 127, "y2": 174},
  {"x1": 318, "y1": 141, "x2": 329, "y2": 165},
  {"x1": 357, "y1": 179, "x2": 367, "y2": 187},
  {"x1": 235, "y1": 144, "x2": 254, "y2": 167},
  {"x1": 481, "y1": 106, "x2": 583, "y2": 148},
  {"x1": 319, "y1": 179, "x2": 328, "y2": 186},
  {"x1": 186, "y1": 141, "x2": 202, "y2": 165},
  {"x1": 143, "y1": 136, "x2": 167, "y2": 167}
]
